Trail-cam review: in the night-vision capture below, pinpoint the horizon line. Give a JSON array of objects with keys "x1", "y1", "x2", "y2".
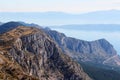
[{"x1": 0, "y1": 9, "x2": 120, "y2": 14}]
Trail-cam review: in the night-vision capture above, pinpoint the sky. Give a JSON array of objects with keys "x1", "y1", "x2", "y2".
[{"x1": 0, "y1": 0, "x2": 120, "y2": 13}]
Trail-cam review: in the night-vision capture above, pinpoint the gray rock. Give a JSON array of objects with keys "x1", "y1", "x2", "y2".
[
  {"x1": 45, "y1": 29, "x2": 120, "y2": 67},
  {"x1": 7, "y1": 26, "x2": 92, "y2": 80}
]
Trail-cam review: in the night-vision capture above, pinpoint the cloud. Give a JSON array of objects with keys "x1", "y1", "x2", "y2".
[{"x1": 0, "y1": 0, "x2": 120, "y2": 13}]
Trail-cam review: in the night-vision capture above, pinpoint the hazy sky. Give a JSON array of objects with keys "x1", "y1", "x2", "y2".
[{"x1": 0, "y1": 0, "x2": 120, "y2": 13}]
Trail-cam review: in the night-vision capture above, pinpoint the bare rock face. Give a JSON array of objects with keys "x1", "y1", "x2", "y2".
[
  {"x1": 44, "y1": 29, "x2": 120, "y2": 67},
  {"x1": 0, "y1": 26, "x2": 92, "y2": 80}
]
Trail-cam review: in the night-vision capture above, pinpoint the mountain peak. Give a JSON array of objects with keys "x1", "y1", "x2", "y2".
[
  {"x1": 0, "y1": 26, "x2": 40, "y2": 52},
  {"x1": 97, "y1": 38, "x2": 116, "y2": 55},
  {"x1": 0, "y1": 21, "x2": 24, "y2": 34},
  {"x1": 98, "y1": 38, "x2": 107, "y2": 41},
  {"x1": 0, "y1": 26, "x2": 39, "y2": 38},
  {"x1": 0, "y1": 21, "x2": 43, "y2": 34}
]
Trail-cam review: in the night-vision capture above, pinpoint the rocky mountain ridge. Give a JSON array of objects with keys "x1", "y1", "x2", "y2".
[
  {"x1": 44, "y1": 29, "x2": 120, "y2": 67},
  {"x1": 0, "y1": 23, "x2": 92, "y2": 80}
]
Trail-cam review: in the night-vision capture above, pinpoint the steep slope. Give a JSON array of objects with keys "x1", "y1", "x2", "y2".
[
  {"x1": 44, "y1": 29, "x2": 120, "y2": 67},
  {"x1": 0, "y1": 53, "x2": 38, "y2": 80},
  {"x1": 0, "y1": 25, "x2": 92, "y2": 80}
]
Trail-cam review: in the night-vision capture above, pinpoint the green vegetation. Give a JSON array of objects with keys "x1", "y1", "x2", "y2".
[{"x1": 80, "y1": 62, "x2": 120, "y2": 80}]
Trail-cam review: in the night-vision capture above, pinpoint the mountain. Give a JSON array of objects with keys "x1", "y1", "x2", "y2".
[
  {"x1": 0, "y1": 21, "x2": 42, "y2": 34},
  {"x1": 0, "y1": 22, "x2": 92, "y2": 80},
  {"x1": 49, "y1": 24, "x2": 120, "y2": 58},
  {"x1": 44, "y1": 28, "x2": 120, "y2": 80},
  {"x1": 18, "y1": 21, "x2": 41, "y2": 28},
  {"x1": 0, "y1": 21, "x2": 24, "y2": 34},
  {"x1": 1, "y1": 10, "x2": 120, "y2": 25},
  {"x1": 1, "y1": 22, "x2": 120, "y2": 80},
  {"x1": 44, "y1": 28, "x2": 120, "y2": 68}
]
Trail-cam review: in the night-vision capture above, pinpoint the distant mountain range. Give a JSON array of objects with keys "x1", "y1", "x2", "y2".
[{"x1": 0, "y1": 10, "x2": 120, "y2": 25}]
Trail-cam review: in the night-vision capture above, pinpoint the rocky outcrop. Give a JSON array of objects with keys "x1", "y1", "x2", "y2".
[
  {"x1": 0, "y1": 26, "x2": 92, "y2": 80},
  {"x1": 45, "y1": 29, "x2": 120, "y2": 67},
  {"x1": 0, "y1": 53, "x2": 38, "y2": 80}
]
